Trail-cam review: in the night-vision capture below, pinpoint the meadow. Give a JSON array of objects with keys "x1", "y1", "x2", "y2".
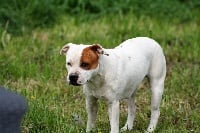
[{"x1": 0, "y1": 0, "x2": 200, "y2": 132}]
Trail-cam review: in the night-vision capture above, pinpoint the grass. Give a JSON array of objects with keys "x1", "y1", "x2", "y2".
[{"x1": 0, "y1": 1, "x2": 200, "y2": 133}]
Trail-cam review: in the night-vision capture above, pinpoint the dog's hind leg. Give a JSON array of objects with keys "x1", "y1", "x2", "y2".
[
  {"x1": 147, "y1": 77, "x2": 165, "y2": 132},
  {"x1": 147, "y1": 47, "x2": 166, "y2": 132},
  {"x1": 121, "y1": 92, "x2": 136, "y2": 132}
]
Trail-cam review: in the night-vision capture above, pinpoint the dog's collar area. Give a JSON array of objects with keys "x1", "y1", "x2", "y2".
[{"x1": 86, "y1": 73, "x2": 103, "y2": 85}]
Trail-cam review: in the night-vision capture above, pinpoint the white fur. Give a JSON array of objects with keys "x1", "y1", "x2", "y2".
[{"x1": 62, "y1": 37, "x2": 166, "y2": 133}]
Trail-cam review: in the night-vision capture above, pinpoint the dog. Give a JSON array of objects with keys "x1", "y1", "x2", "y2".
[{"x1": 60, "y1": 37, "x2": 166, "y2": 133}]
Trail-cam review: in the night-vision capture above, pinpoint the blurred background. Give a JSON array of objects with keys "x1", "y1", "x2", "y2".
[
  {"x1": 0, "y1": 0, "x2": 199, "y2": 34},
  {"x1": 0, "y1": 0, "x2": 199, "y2": 132}
]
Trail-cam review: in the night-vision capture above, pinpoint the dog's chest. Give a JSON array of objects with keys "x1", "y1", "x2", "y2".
[
  {"x1": 85, "y1": 86, "x2": 107, "y2": 99},
  {"x1": 83, "y1": 78, "x2": 116, "y2": 100},
  {"x1": 84, "y1": 79, "x2": 105, "y2": 98}
]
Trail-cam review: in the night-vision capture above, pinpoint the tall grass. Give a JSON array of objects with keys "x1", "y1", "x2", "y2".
[{"x1": 0, "y1": 0, "x2": 199, "y2": 34}]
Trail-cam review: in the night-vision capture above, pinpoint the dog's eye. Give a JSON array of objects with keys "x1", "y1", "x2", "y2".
[
  {"x1": 80, "y1": 62, "x2": 89, "y2": 69},
  {"x1": 67, "y1": 62, "x2": 72, "y2": 66}
]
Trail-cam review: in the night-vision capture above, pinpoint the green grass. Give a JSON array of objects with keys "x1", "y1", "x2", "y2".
[{"x1": 0, "y1": 1, "x2": 200, "y2": 132}]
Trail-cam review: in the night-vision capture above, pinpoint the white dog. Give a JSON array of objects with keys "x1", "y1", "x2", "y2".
[{"x1": 60, "y1": 37, "x2": 166, "y2": 133}]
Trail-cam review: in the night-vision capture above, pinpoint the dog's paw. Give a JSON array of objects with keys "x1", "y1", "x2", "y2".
[
  {"x1": 120, "y1": 124, "x2": 132, "y2": 132},
  {"x1": 120, "y1": 126, "x2": 127, "y2": 132},
  {"x1": 146, "y1": 126, "x2": 155, "y2": 133}
]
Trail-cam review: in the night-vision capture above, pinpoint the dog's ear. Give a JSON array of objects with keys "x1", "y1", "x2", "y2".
[
  {"x1": 60, "y1": 43, "x2": 72, "y2": 55},
  {"x1": 90, "y1": 44, "x2": 109, "y2": 56}
]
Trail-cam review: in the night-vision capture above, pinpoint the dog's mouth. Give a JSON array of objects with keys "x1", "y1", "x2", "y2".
[
  {"x1": 67, "y1": 73, "x2": 90, "y2": 86},
  {"x1": 68, "y1": 79, "x2": 90, "y2": 86},
  {"x1": 69, "y1": 81, "x2": 82, "y2": 86}
]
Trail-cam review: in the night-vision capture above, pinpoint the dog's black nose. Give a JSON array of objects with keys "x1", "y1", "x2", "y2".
[
  {"x1": 69, "y1": 73, "x2": 79, "y2": 86},
  {"x1": 69, "y1": 73, "x2": 79, "y2": 82}
]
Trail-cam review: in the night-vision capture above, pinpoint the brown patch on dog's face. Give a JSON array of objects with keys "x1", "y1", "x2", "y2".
[{"x1": 80, "y1": 45, "x2": 101, "y2": 70}]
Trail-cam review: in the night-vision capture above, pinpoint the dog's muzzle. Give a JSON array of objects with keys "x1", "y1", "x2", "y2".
[{"x1": 69, "y1": 73, "x2": 81, "y2": 86}]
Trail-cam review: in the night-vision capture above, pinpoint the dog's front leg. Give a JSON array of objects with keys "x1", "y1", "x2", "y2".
[
  {"x1": 86, "y1": 96, "x2": 98, "y2": 132},
  {"x1": 121, "y1": 94, "x2": 136, "y2": 132},
  {"x1": 108, "y1": 100, "x2": 119, "y2": 133}
]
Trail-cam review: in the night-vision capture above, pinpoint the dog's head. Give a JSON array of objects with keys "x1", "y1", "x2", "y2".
[{"x1": 60, "y1": 43, "x2": 106, "y2": 86}]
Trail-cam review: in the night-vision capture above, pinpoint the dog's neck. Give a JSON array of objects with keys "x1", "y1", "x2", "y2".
[
  {"x1": 99, "y1": 48, "x2": 119, "y2": 73},
  {"x1": 86, "y1": 49, "x2": 120, "y2": 88}
]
